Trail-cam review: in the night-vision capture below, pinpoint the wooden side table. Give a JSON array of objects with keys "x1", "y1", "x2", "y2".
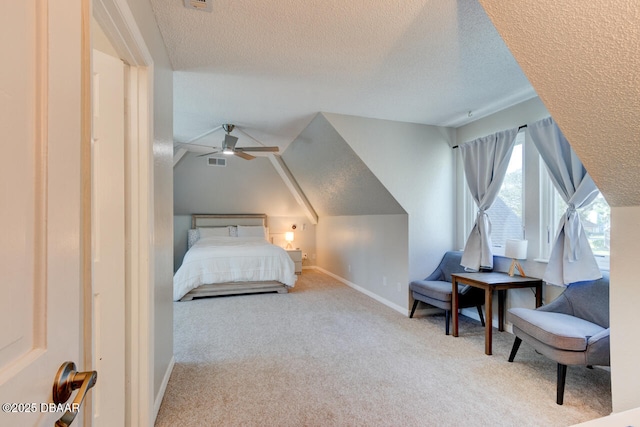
[{"x1": 451, "y1": 272, "x2": 542, "y2": 355}]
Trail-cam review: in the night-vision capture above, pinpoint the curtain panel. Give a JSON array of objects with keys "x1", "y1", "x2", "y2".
[
  {"x1": 459, "y1": 128, "x2": 518, "y2": 271},
  {"x1": 528, "y1": 117, "x2": 602, "y2": 286}
]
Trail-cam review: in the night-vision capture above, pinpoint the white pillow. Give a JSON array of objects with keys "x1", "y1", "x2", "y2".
[
  {"x1": 187, "y1": 229, "x2": 200, "y2": 249},
  {"x1": 198, "y1": 227, "x2": 230, "y2": 238},
  {"x1": 237, "y1": 225, "x2": 268, "y2": 240}
]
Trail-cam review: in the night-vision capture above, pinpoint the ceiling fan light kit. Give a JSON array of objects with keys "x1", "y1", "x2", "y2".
[{"x1": 188, "y1": 124, "x2": 279, "y2": 161}]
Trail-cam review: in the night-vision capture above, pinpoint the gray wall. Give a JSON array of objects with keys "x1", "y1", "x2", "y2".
[
  {"x1": 316, "y1": 215, "x2": 409, "y2": 310},
  {"x1": 173, "y1": 151, "x2": 316, "y2": 270},
  {"x1": 174, "y1": 152, "x2": 306, "y2": 216},
  {"x1": 124, "y1": 0, "x2": 174, "y2": 404},
  {"x1": 323, "y1": 113, "x2": 456, "y2": 283},
  {"x1": 282, "y1": 114, "x2": 405, "y2": 217},
  {"x1": 284, "y1": 113, "x2": 455, "y2": 312}
]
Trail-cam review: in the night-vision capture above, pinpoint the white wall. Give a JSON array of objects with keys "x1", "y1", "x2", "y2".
[
  {"x1": 609, "y1": 206, "x2": 640, "y2": 412},
  {"x1": 316, "y1": 215, "x2": 409, "y2": 312},
  {"x1": 124, "y1": 0, "x2": 174, "y2": 404}
]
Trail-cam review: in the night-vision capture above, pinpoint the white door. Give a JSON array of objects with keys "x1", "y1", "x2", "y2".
[
  {"x1": 0, "y1": 1, "x2": 88, "y2": 426},
  {"x1": 91, "y1": 49, "x2": 126, "y2": 427}
]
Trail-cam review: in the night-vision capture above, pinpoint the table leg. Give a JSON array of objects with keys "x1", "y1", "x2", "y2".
[
  {"x1": 485, "y1": 286, "x2": 493, "y2": 355},
  {"x1": 452, "y1": 278, "x2": 459, "y2": 337},
  {"x1": 498, "y1": 290, "x2": 505, "y2": 332},
  {"x1": 535, "y1": 283, "x2": 543, "y2": 307}
]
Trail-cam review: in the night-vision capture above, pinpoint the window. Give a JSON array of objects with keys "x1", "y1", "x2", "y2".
[
  {"x1": 486, "y1": 132, "x2": 524, "y2": 255},
  {"x1": 457, "y1": 122, "x2": 609, "y2": 271},
  {"x1": 541, "y1": 175, "x2": 610, "y2": 269}
]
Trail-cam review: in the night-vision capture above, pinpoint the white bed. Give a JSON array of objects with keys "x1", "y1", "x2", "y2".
[{"x1": 173, "y1": 214, "x2": 297, "y2": 301}]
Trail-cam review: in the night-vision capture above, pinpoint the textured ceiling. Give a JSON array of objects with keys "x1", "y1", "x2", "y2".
[
  {"x1": 150, "y1": 0, "x2": 536, "y2": 150},
  {"x1": 479, "y1": 0, "x2": 640, "y2": 207}
]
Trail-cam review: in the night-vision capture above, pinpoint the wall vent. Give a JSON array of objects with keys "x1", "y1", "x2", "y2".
[
  {"x1": 207, "y1": 157, "x2": 226, "y2": 167},
  {"x1": 183, "y1": 0, "x2": 213, "y2": 13}
]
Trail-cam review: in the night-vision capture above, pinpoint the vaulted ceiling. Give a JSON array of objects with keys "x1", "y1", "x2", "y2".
[{"x1": 150, "y1": 0, "x2": 536, "y2": 152}]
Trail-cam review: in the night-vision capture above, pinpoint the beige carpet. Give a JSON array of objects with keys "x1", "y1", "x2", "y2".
[{"x1": 156, "y1": 270, "x2": 611, "y2": 426}]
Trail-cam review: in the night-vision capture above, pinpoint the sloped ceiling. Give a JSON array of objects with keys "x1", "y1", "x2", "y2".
[
  {"x1": 479, "y1": 0, "x2": 640, "y2": 207},
  {"x1": 282, "y1": 114, "x2": 405, "y2": 217},
  {"x1": 149, "y1": 0, "x2": 536, "y2": 151}
]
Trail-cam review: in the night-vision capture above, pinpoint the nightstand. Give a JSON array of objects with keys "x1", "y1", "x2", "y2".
[{"x1": 286, "y1": 249, "x2": 302, "y2": 274}]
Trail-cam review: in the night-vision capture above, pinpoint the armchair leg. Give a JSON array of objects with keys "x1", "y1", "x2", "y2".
[
  {"x1": 508, "y1": 337, "x2": 522, "y2": 362},
  {"x1": 445, "y1": 310, "x2": 451, "y2": 335},
  {"x1": 409, "y1": 300, "x2": 419, "y2": 318},
  {"x1": 476, "y1": 305, "x2": 485, "y2": 326},
  {"x1": 557, "y1": 364, "x2": 567, "y2": 405}
]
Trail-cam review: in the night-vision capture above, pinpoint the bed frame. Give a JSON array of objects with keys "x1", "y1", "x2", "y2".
[{"x1": 180, "y1": 213, "x2": 290, "y2": 301}]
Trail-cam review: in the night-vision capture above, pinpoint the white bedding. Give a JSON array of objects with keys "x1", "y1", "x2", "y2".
[{"x1": 173, "y1": 236, "x2": 296, "y2": 301}]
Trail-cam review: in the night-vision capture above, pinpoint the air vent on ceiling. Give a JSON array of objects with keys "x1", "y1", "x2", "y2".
[
  {"x1": 183, "y1": 0, "x2": 213, "y2": 13},
  {"x1": 207, "y1": 157, "x2": 226, "y2": 167}
]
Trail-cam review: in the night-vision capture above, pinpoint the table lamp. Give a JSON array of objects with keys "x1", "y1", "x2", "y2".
[
  {"x1": 505, "y1": 239, "x2": 528, "y2": 277},
  {"x1": 285, "y1": 231, "x2": 294, "y2": 249}
]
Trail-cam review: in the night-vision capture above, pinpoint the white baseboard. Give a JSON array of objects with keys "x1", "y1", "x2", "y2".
[
  {"x1": 312, "y1": 266, "x2": 407, "y2": 316},
  {"x1": 153, "y1": 355, "x2": 175, "y2": 422}
]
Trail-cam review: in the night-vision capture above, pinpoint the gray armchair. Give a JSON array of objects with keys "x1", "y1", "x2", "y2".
[
  {"x1": 507, "y1": 272, "x2": 610, "y2": 405},
  {"x1": 409, "y1": 251, "x2": 485, "y2": 335}
]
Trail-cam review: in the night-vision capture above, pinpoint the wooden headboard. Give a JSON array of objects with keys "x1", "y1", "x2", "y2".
[{"x1": 191, "y1": 213, "x2": 267, "y2": 229}]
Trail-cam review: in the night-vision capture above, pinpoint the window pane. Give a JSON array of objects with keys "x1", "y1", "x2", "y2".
[
  {"x1": 553, "y1": 192, "x2": 610, "y2": 257},
  {"x1": 487, "y1": 136, "x2": 524, "y2": 250}
]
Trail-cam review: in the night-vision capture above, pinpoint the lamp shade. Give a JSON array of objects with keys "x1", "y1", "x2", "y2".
[
  {"x1": 285, "y1": 232, "x2": 294, "y2": 243},
  {"x1": 505, "y1": 239, "x2": 528, "y2": 260}
]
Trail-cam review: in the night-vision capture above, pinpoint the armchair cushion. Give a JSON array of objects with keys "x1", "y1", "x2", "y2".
[
  {"x1": 509, "y1": 308, "x2": 605, "y2": 352},
  {"x1": 410, "y1": 280, "x2": 470, "y2": 303}
]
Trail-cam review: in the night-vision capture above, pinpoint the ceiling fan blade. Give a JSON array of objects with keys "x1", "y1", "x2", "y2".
[
  {"x1": 224, "y1": 134, "x2": 239, "y2": 150},
  {"x1": 236, "y1": 146, "x2": 279, "y2": 152},
  {"x1": 234, "y1": 151, "x2": 255, "y2": 160}
]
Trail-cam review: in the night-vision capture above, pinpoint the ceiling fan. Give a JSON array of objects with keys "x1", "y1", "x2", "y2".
[{"x1": 186, "y1": 124, "x2": 279, "y2": 160}]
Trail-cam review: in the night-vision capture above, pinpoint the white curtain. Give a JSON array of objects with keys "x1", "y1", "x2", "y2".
[
  {"x1": 528, "y1": 117, "x2": 602, "y2": 286},
  {"x1": 460, "y1": 128, "x2": 519, "y2": 271}
]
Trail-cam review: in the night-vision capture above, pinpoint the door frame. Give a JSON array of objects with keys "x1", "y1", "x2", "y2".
[{"x1": 92, "y1": 0, "x2": 155, "y2": 425}]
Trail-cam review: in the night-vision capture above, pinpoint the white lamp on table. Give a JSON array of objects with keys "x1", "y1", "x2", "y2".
[
  {"x1": 505, "y1": 239, "x2": 528, "y2": 277},
  {"x1": 285, "y1": 231, "x2": 294, "y2": 249}
]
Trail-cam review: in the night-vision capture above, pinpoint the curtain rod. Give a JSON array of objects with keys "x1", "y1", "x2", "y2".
[{"x1": 452, "y1": 124, "x2": 527, "y2": 149}]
